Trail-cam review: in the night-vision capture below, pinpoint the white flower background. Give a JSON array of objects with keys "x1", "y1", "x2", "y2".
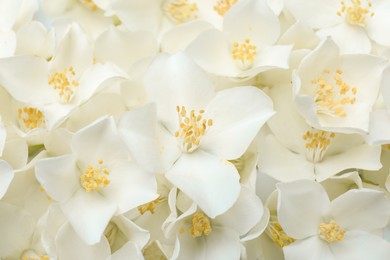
[{"x1": 1, "y1": 0, "x2": 390, "y2": 259}]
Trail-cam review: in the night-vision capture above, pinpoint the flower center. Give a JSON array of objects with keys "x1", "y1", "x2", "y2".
[
  {"x1": 78, "y1": 0, "x2": 99, "y2": 11},
  {"x1": 80, "y1": 159, "x2": 110, "y2": 192},
  {"x1": 138, "y1": 196, "x2": 166, "y2": 215},
  {"x1": 164, "y1": 0, "x2": 198, "y2": 24},
  {"x1": 214, "y1": 0, "x2": 238, "y2": 16},
  {"x1": 175, "y1": 106, "x2": 213, "y2": 153},
  {"x1": 337, "y1": 0, "x2": 374, "y2": 27},
  {"x1": 21, "y1": 252, "x2": 50, "y2": 260},
  {"x1": 17, "y1": 107, "x2": 45, "y2": 131},
  {"x1": 318, "y1": 219, "x2": 345, "y2": 243},
  {"x1": 311, "y1": 69, "x2": 357, "y2": 117},
  {"x1": 231, "y1": 38, "x2": 257, "y2": 70},
  {"x1": 302, "y1": 129, "x2": 335, "y2": 163},
  {"x1": 266, "y1": 220, "x2": 295, "y2": 247},
  {"x1": 189, "y1": 213, "x2": 212, "y2": 238},
  {"x1": 48, "y1": 66, "x2": 79, "y2": 103}
]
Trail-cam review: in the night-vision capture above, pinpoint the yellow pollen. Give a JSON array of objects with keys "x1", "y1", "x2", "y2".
[
  {"x1": 80, "y1": 160, "x2": 110, "y2": 192},
  {"x1": 22, "y1": 256, "x2": 50, "y2": 260},
  {"x1": 17, "y1": 107, "x2": 45, "y2": 130},
  {"x1": 138, "y1": 196, "x2": 165, "y2": 215},
  {"x1": 337, "y1": 0, "x2": 374, "y2": 26},
  {"x1": 311, "y1": 69, "x2": 357, "y2": 117},
  {"x1": 231, "y1": 38, "x2": 257, "y2": 70},
  {"x1": 175, "y1": 106, "x2": 213, "y2": 152},
  {"x1": 266, "y1": 221, "x2": 295, "y2": 247},
  {"x1": 302, "y1": 129, "x2": 335, "y2": 163},
  {"x1": 319, "y1": 220, "x2": 345, "y2": 243},
  {"x1": 164, "y1": 0, "x2": 198, "y2": 24},
  {"x1": 39, "y1": 185, "x2": 52, "y2": 201},
  {"x1": 189, "y1": 213, "x2": 212, "y2": 238},
  {"x1": 214, "y1": 0, "x2": 238, "y2": 16},
  {"x1": 78, "y1": 0, "x2": 99, "y2": 11},
  {"x1": 48, "y1": 66, "x2": 79, "y2": 103}
]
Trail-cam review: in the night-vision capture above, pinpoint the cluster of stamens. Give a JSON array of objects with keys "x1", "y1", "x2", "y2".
[
  {"x1": 138, "y1": 196, "x2": 165, "y2": 215},
  {"x1": 80, "y1": 159, "x2": 110, "y2": 192},
  {"x1": 318, "y1": 219, "x2": 346, "y2": 243},
  {"x1": 78, "y1": 0, "x2": 98, "y2": 11},
  {"x1": 22, "y1": 256, "x2": 50, "y2": 260},
  {"x1": 303, "y1": 129, "x2": 335, "y2": 163},
  {"x1": 231, "y1": 38, "x2": 257, "y2": 70},
  {"x1": 266, "y1": 221, "x2": 295, "y2": 247},
  {"x1": 337, "y1": 0, "x2": 374, "y2": 27},
  {"x1": 312, "y1": 69, "x2": 357, "y2": 118},
  {"x1": 189, "y1": 213, "x2": 212, "y2": 238},
  {"x1": 164, "y1": 0, "x2": 198, "y2": 24},
  {"x1": 175, "y1": 106, "x2": 213, "y2": 153},
  {"x1": 214, "y1": 0, "x2": 238, "y2": 16},
  {"x1": 18, "y1": 107, "x2": 45, "y2": 130},
  {"x1": 48, "y1": 66, "x2": 79, "y2": 103}
]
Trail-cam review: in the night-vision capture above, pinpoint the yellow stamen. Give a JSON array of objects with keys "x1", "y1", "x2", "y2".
[
  {"x1": 78, "y1": 0, "x2": 99, "y2": 11},
  {"x1": 17, "y1": 107, "x2": 45, "y2": 130},
  {"x1": 39, "y1": 185, "x2": 52, "y2": 201},
  {"x1": 164, "y1": 0, "x2": 198, "y2": 24},
  {"x1": 319, "y1": 219, "x2": 345, "y2": 243},
  {"x1": 302, "y1": 129, "x2": 335, "y2": 163},
  {"x1": 80, "y1": 160, "x2": 110, "y2": 192},
  {"x1": 138, "y1": 196, "x2": 166, "y2": 215},
  {"x1": 189, "y1": 213, "x2": 212, "y2": 238},
  {"x1": 175, "y1": 106, "x2": 213, "y2": 152},
  {"x1": 22, "y1": 256, "x2": 50, "y2": 260},
  {"x1": 231, "y1": 38, "x2": 257, "y2": 70},
  {"x1": 214, "y1": 0, "x2": 238, "y2": 16},
  {"x1": 337, "y1": 0, "x2": 374, "y2": 27},
  {"x1": 266, "y1": 221, "x2": 295, "y2": 247},
  {"x1": 312, "y1": 69, "x2": 357, "y2": 117},
  {"x1": 48, "y1": 66, "x2": 79, "y2": 103}
]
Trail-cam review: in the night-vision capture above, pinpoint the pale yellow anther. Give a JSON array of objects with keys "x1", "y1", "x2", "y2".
[
  {"x1": 78, "y1": 0, "x2": 99, "y2": 11},
  {"x1": 303, "y1": 129, "x2": 335, "y2": 163},
  {"x1": 214, "y1": 0, "x2": 238, "y2": 16},
  {"x1": 39, "y1": 185, "x2": 52, "y2": 201},
  {"x1": 231, "y1": 38, "x2": 257, "y2": 70},
  {"x1": 337, "y1": 0, "x2": 374, "y2": 26},
  {"x1": 312, "y1": 69, "x2": 357, "y2": 118},
  {"x1": 48, "y1": 67, "x2": 79, "y2": 103},
  {"x1": 175, "y1": 106, "x2": 213, "y2": 152},
  {"x1": 319, "y1": 220, "x2": 345, "y2": 243},
  {"x1": 164, "y1": 0, "x2": 198, "y2": 24},
  {"x1": 266, "y1": 221, "x2": 295, "y2": 247},
  {"x1": 189, "y1": 213, "x2": 212, "y2": 238},
  {"x1": 22, "y1": 256, "x2": 50, "y2": 260},
  {"x1": 138, "y1": 196, "x2": 165, "y2": 215},
  {"x1": 18, "y1": 107, "x2": 45, "y2": 130},
  {"x1": 80, "y1": 160, "x2": 110, "y2": 192}
]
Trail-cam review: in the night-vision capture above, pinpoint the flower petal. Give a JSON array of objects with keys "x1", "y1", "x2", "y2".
[
  {"x1": 0, "y1": 160, "x2": 14, "y2": 199},
  {"x1": 283, "y1": 236, "x2": 334, "y2": 260},
  {"x1": 201, "y1": 86, "x2": 274, "y2": 160},
  {"x1": 166, "y1": 150, "x2": 240, "y2": 218},
  {"x1": 277, "y1": 180, "x2": 330, "y2": 239}
]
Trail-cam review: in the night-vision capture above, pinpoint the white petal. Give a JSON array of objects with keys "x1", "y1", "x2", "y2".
[
  {"x1": 382, "y1": 66, "x2": 390, "y2": 111},
  {"x1": 365, "y1": 109, "x2": 390, "y2": 145},
  {"x1": 330, "y1": 230, "x2": 390, "y2": 260},
  {"x1": 366, "y1": 1, "x2": 390, "y2": 46},
  {"x1": 55, "y1": 222, "x2": 111, "y2": 260},
  {"x1": 0, "y1": 30, "x2": 16, "y2": 58},
  {"x1": 329, "y1": 189, "x2": 390, "y2": 231},
  {"x1": 72, "y1": 116, "x2": 128, "y2": 167},
  {"x1": 283, "y1": 236, "x2": 334, "y2": 260},
  {"x1": 144, "y1": 52, "x2": 215, "y2": 133},
  {"x1": 0, "y1": 0, "x2": 22, "y2": 31},
  {"x1": 258, "y1": 135, "x2": 315, "y2": 182},
  {"x1": 61, "y1": 189, "x2": 116, "y2": 245},
  {"x1": 35, "y1": 154, "x2": 80, "y2": 203},
  {"x1": 317, "y1": 23, "x2": 371, "y2": 54},
  {"x1": 0, "y1": 160, "x2": 14, "y2": 199},
  {"x1": 278, "y1": 21, "x2": 320, "y2": 50},
  {"x1": 224, "y1": 0, "x2": 280, "y2": 47},
  {"x1": 277, "y1": 180, "x2": 330, "y2": 239},
  {"x1": 201, "y1": 86, "x2": 274, "y2": 160},
  {"x1": 166, "y1": 150, "x2": 240, "y2": 218},
  {"x1": 315, "y1": 143, "x2": 381, "y2": 182}
]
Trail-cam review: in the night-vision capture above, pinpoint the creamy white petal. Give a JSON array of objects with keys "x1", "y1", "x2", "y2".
[
  {"x1": 277, "y1": 180, "x2": 329, "y2": 239},
  {"x1": 0, "y1": 160, "x2": 14, "y2": 199},
  {"x1": 35, "y1": 154, "x2": 80, "y2": 203},
  {"x1": 166, "y1": 150, "x2": 240, "y2": 218},
  {"x1": 329, "y1": 189, "x2": 390, "y2": 231},
  {"x1": 366, "y1": 1, "x2": 390, "y2": 46},
  {"x1": 0, "y1": 30, "x2": 16, "y2": 58},
  {"x1": 283, "y1": 236, "x2": 334, "y2": 260},
  {"x1": 201, "y1": 86, "x2": 274, "y2": 160}
]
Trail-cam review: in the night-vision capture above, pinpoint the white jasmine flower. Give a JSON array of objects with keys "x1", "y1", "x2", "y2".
[{"x1": 36, "y1": 116, "x2": 158, "y2": 245}]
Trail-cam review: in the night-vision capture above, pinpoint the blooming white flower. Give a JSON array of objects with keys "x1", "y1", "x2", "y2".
[
  {"x1": 119, "y1": 52, "x2": 274, "y2": 218},
  {"x1": 36, "y1": 116, "x2": 158, "y2": 245},
  {"x1": 277, "y1": 180, "x2": 390, "y2": 260}
]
